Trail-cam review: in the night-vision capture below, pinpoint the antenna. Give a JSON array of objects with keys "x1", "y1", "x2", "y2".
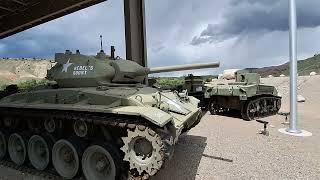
[
  {"x1": 111, "y1": 46, "x2": 115, "y2": 59},
  {"x1": 100, "y1": 35, "x2": 103, "y2": 52}
]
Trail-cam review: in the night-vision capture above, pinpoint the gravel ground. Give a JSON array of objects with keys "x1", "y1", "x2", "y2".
[{"x1": 1, "y1": 75, "x2": 320, "y2": 179}]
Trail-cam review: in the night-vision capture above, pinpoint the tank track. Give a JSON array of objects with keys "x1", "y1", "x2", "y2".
[
  {"x1": 0, "y1": 107, "x2": 174, "y2": 179},
  {"x1": 241, "y1": 96, "x2": 281, "y2": 121},
  {"x1": 0, "y1": 160, "x2": 63, "y2": 179}
]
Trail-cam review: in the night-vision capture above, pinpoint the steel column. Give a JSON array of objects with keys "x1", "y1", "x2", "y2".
[
  {"x1": 287, "y1": 0, "x2": 301, "y2": 134},
  {"x1": 123, "y1": 0, "x2": 147, "y2": 67}
]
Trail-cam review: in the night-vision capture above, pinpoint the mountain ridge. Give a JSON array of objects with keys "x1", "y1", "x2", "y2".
[{"x1": 245, "y1": 55, "x2": 320, "y2": 77}]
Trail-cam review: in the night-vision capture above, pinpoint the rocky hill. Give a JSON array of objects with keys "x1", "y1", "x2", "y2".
[{"x1": 0, "y1": 58, "x2": 55, "y2": 87}]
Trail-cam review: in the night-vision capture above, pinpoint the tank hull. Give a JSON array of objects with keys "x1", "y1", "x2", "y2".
[{"x1": 0, "y1": 86, "x2": 202, "y2": 179}]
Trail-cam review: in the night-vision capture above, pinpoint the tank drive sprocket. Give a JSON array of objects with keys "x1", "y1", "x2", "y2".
[{"x1": 121, "y1": 125, "x2": 164, "y2": 176}]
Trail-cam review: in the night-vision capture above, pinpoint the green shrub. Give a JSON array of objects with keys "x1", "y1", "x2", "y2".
[
  {"x1": 17, "y1": 79, "x2": 48, "y2": 90},
  {"x1": 155, "y1": 77, "x2": 184, "y2": 90}
]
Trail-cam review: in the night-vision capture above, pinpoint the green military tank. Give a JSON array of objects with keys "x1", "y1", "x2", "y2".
[
  {"x1": 184, "y1": 74, "x2": 206, "y2": 107},
  {"x1": 0, "y1": 46, "x2": 219, "y2": 179},
  {"x1": 204, "y1": 70, "x2": 281, "y2": 120}
]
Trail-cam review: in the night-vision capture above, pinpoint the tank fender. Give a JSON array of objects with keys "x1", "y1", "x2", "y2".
[{"x1": 110, "y1": 106, "x2": 172, "y2": 127}]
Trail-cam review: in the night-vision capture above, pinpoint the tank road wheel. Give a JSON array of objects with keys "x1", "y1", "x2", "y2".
[
  {"x1": 28, "y1": 134, "x2": 54, "y2": 170},
  {"x1": 0, "y1": 130, "x2": 8, "y2": 160},
  {"x1": 8, "y1": 133, "x2": 28, "y2": 165},
  {"x1": 52, "y1": 139, "x2": 81, "y2": 179},
  {"x1": 208, "y1": 99, "x2": 219, "y2": 115},
  {"x1": 121, "y1": 126, "x2": 164, "y2": 176},
  {"x1": 82, "y1": 144, "x2": 121, "y2": 180},
  {"x1": 241, "y1": 101, "x2": 257, "y2": 121},
  {"x1": 276, "y1": 98, "x2": 281, "y2": 112},
  {"x1": 260, "y1": 99, "x2": 268, "y2": 115}
]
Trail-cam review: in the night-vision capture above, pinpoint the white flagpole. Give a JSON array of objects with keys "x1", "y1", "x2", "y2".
[{"x1": 286, "y1": 0, "x2": 301, "y2": 134}]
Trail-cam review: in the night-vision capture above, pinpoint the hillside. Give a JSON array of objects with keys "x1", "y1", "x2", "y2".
[
  {"x1": 0, "y1": 58, "x2": 55, "y2": 88},
  {"x1": 247, "y1": 55, "x2": 320, "y2": 77}
]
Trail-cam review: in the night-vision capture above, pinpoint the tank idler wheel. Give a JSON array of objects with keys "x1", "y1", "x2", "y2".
[
  {"x1": 8, "y1": 133, "x2": 30, "y2": 165},
  {"x1": 121, "y1": 126, "x2": 164, "y2": 176},
  {"x1": 28, "y1": 134, "x2": 55, "y2": 170},
  {"x1": 82, "y1": 144, "x2": 121, "y2": 180},
  {"x1": 74, "y1": 121, "x2": 88, "y2": 138},
  {"x1": 0, "y1": 130, "x2": 8, "y2": 160},
  {"x1": 52, "y1": 138, "x2": 85, "y2": 179}
]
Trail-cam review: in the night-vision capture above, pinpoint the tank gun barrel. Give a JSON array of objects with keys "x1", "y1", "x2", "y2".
[{"x1": 149, "y1": 62, "x2": 220, "y2": 74}]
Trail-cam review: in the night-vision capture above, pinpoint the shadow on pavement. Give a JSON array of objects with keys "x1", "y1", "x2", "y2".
[
  {"x1": 217, "y1": 110, "x2": 243, "y2": 119},
  {"x1": 152, "y1": 134, "x2": 207, "y2": 180},
  {"x1": 204, "y1": 109, "x2": 245, "y2": 121},
  {"x1": 202, "y1": 154, "x2": 233, "y2": 163}
]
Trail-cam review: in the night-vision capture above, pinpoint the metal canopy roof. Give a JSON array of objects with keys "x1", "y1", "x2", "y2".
[
  {"x1": 0, "y1": 0, "x2": 106, "y2": 39},
  {"x1": 0, "y1": 0, "x2": 147, "y2": 66}
]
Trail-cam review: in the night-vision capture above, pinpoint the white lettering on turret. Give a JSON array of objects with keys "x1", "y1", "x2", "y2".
[{"x1": 73, "y1": 65, "x2": 93, "y2": 76}]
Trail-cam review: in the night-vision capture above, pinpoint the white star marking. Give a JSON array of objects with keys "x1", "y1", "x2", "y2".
[{"x1": 61, "y1": 59, "x2": 73, "y2": 73}]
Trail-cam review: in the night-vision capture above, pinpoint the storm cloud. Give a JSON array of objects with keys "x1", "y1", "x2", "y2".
[
  {"x1": 1, "y1": 0, "x2": 320, "y2": 76},
  {"x1": 191, "y1": 0, "x2": 320, "y2": 45}
]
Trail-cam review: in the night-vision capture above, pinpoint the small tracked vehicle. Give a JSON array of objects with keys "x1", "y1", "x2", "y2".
[
  {"x1": 0, "y1": 46, "x2": 219, "y2": 179},
  {"x1": 204, "y1": 70, "x2": 281, "y2": 120}
]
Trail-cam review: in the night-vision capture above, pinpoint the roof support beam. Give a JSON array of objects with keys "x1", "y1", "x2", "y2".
[
  {"x1": 10, "y1": 0, "x2": 27, "y2": 6},
  {"x1": 123, "y1": 0, "x2": 147, "y2": 67},
  {"x1": 0, "y1": 5, "x2": 15, "y2": 12}
]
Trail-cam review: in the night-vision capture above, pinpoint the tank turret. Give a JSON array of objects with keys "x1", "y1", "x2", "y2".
[
  {"x1": 234, "y1": 70, "x2": 260, "y2": 84},
  {"x1": 47, "y1": 49, "x2": 219, "y2": 88}
]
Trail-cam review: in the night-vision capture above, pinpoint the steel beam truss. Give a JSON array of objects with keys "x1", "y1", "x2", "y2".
[{"x1": 0, "y1": 0, "x2": 106, "y2": 39}]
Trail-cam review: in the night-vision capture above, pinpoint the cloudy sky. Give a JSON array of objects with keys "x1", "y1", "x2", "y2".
[{"x1": 1, "y1": 0, "x2": 320, "y2": 76}]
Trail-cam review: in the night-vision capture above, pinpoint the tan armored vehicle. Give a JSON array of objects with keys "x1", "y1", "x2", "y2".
[
  {"x1": 0, "y1": 47, "x2": 219, "y2": 179},
  {"x1": 205, "y1": 70, "x2": 281, "y2": 120}
]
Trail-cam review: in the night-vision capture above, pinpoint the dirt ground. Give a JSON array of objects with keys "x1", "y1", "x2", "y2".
[
  {"x1": 0, "y1": 75, "x2": 319, "y2": 179},
  {"x1": 153, "y1": 75, "x2": 320, "y2": 180}
]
